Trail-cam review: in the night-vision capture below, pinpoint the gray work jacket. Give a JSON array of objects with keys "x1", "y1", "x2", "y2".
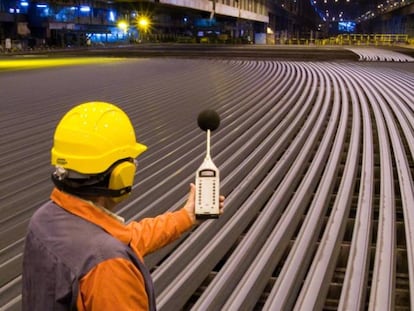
[{"x1": 21, "y1": 201, "x2": 156, "y2": 311}]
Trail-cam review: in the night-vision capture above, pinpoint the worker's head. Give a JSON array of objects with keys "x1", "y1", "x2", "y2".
[{"x1": 51, "y1": 102, "x2": 147, "y2": 204}]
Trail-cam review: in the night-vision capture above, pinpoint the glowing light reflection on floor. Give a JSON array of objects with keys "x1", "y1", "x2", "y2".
[{"x1": 0, "y1": 57, "x2": 125, "y2": 71}]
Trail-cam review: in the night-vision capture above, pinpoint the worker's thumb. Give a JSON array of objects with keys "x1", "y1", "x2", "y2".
[
  {"x1": 188, "y1": 183, "x2": 196, "y2": 201},
  {"x1": 184, "y1": 183, "x2": 196, "y2": 224}
]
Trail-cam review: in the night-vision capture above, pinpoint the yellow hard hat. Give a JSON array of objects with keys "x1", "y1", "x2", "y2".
[{"x1": 51, "y1": 102, "x2": 147, "y2": 174}]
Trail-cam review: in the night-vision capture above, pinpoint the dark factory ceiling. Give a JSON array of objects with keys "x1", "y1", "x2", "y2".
[{"x1": 309, "y1": 0, "x2": 409, "y2": 21}]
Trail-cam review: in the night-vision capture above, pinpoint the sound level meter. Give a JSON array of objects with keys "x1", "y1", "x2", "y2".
[{"x1": 195, "y1": 110, "x2": 220, "y2": 219}]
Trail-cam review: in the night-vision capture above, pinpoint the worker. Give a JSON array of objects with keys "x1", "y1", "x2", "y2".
[{"x1": 22, "y1": 102, "x2": 224, "y2": 311}]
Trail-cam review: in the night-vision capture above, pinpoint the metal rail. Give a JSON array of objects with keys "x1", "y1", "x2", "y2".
[
  {"x1": 191, "y1": 62, "x2": 326, "y2": 311},
  {"x1": 353, "y1": 64, "x2": 397, "y2": 311},
  {"x1": 347, "y1": 47, "x2": 414, "y2": 62},
  {"x1": 336, "y1": 65, "x2": 375, "y2": 311},
  {"x1": 292, "y1": 62, "x2": 360, "y2": 310},
  {"x1": 358, "y1": 65, "x2": 414, "y2": 310}
]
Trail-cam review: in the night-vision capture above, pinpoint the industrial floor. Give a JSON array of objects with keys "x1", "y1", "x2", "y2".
[{"x1": 1, "y1": 47, "x2": 413, "y2": 310}]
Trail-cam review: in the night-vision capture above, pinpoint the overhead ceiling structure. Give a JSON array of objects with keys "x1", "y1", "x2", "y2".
[{"x1": 310, "y1": 0, "x2": 412, "y2": 22}]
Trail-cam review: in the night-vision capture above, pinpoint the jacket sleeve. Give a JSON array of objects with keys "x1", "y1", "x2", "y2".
[
  {"x1": 128, "y1": 208, "x2": 194, "y2": 257},
  {"x1": 77, "y1": 258, "x2": 148, "y2": 311}
]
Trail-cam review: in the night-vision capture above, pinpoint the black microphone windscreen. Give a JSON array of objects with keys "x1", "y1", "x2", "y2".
[{"x1": 197, "y1": 109, "x2": 220, "y2": 131}]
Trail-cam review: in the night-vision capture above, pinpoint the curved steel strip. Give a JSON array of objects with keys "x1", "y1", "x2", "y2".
[
  {"x1": 336, "y1": 65, "x2": 375, "y2": 311},
  {"x1": 154, "y1": 62, "x2": 318, "y2": 310},
  {"x1": 361, "y1": 68, "x2": 414, "y2": 309},
  {"x1": 354, "y1": 66, "x2": 397, "y2": 311},
  {"x1": 148, "y1": 61, "x2": 301, "y2": 287},
  {"x1": 191, "y1": 62, "x2": 325, "y2": 310},
  {"x1": 292, "y1": 62, "x2": 361, "y2": 310},
  {"x1": 223, "y1": 62, "x2": 342, "y2": 311},
  {"x1": 262, "y1": 62, "x2": 345, "y2": 310}
]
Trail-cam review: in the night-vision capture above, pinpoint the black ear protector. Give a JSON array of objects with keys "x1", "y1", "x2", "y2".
[{"x1": 51, "y1": 159, "x2": 136, "y2": 199}]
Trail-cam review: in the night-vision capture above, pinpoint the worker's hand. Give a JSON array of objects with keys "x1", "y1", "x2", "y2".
[{"x1": 183, "y1": 183, "x2": 225, "y2": 224}]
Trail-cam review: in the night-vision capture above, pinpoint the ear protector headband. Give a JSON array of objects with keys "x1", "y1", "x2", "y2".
[{"x1": 51, "y1": 159, "x2": 136, "y2": 198}]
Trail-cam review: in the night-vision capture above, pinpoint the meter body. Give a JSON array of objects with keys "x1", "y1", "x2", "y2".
[
  {"x1": 195, "y1": 110, "x2": 221, "y2": 219},
  {"x1": 195, "y1": 156, "x2": 220, "y2": 219}
]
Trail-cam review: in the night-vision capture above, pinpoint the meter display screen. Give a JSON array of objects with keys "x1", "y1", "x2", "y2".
[{"x1": 199, "y1": 169, "x2": 216, "y2": 177}]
